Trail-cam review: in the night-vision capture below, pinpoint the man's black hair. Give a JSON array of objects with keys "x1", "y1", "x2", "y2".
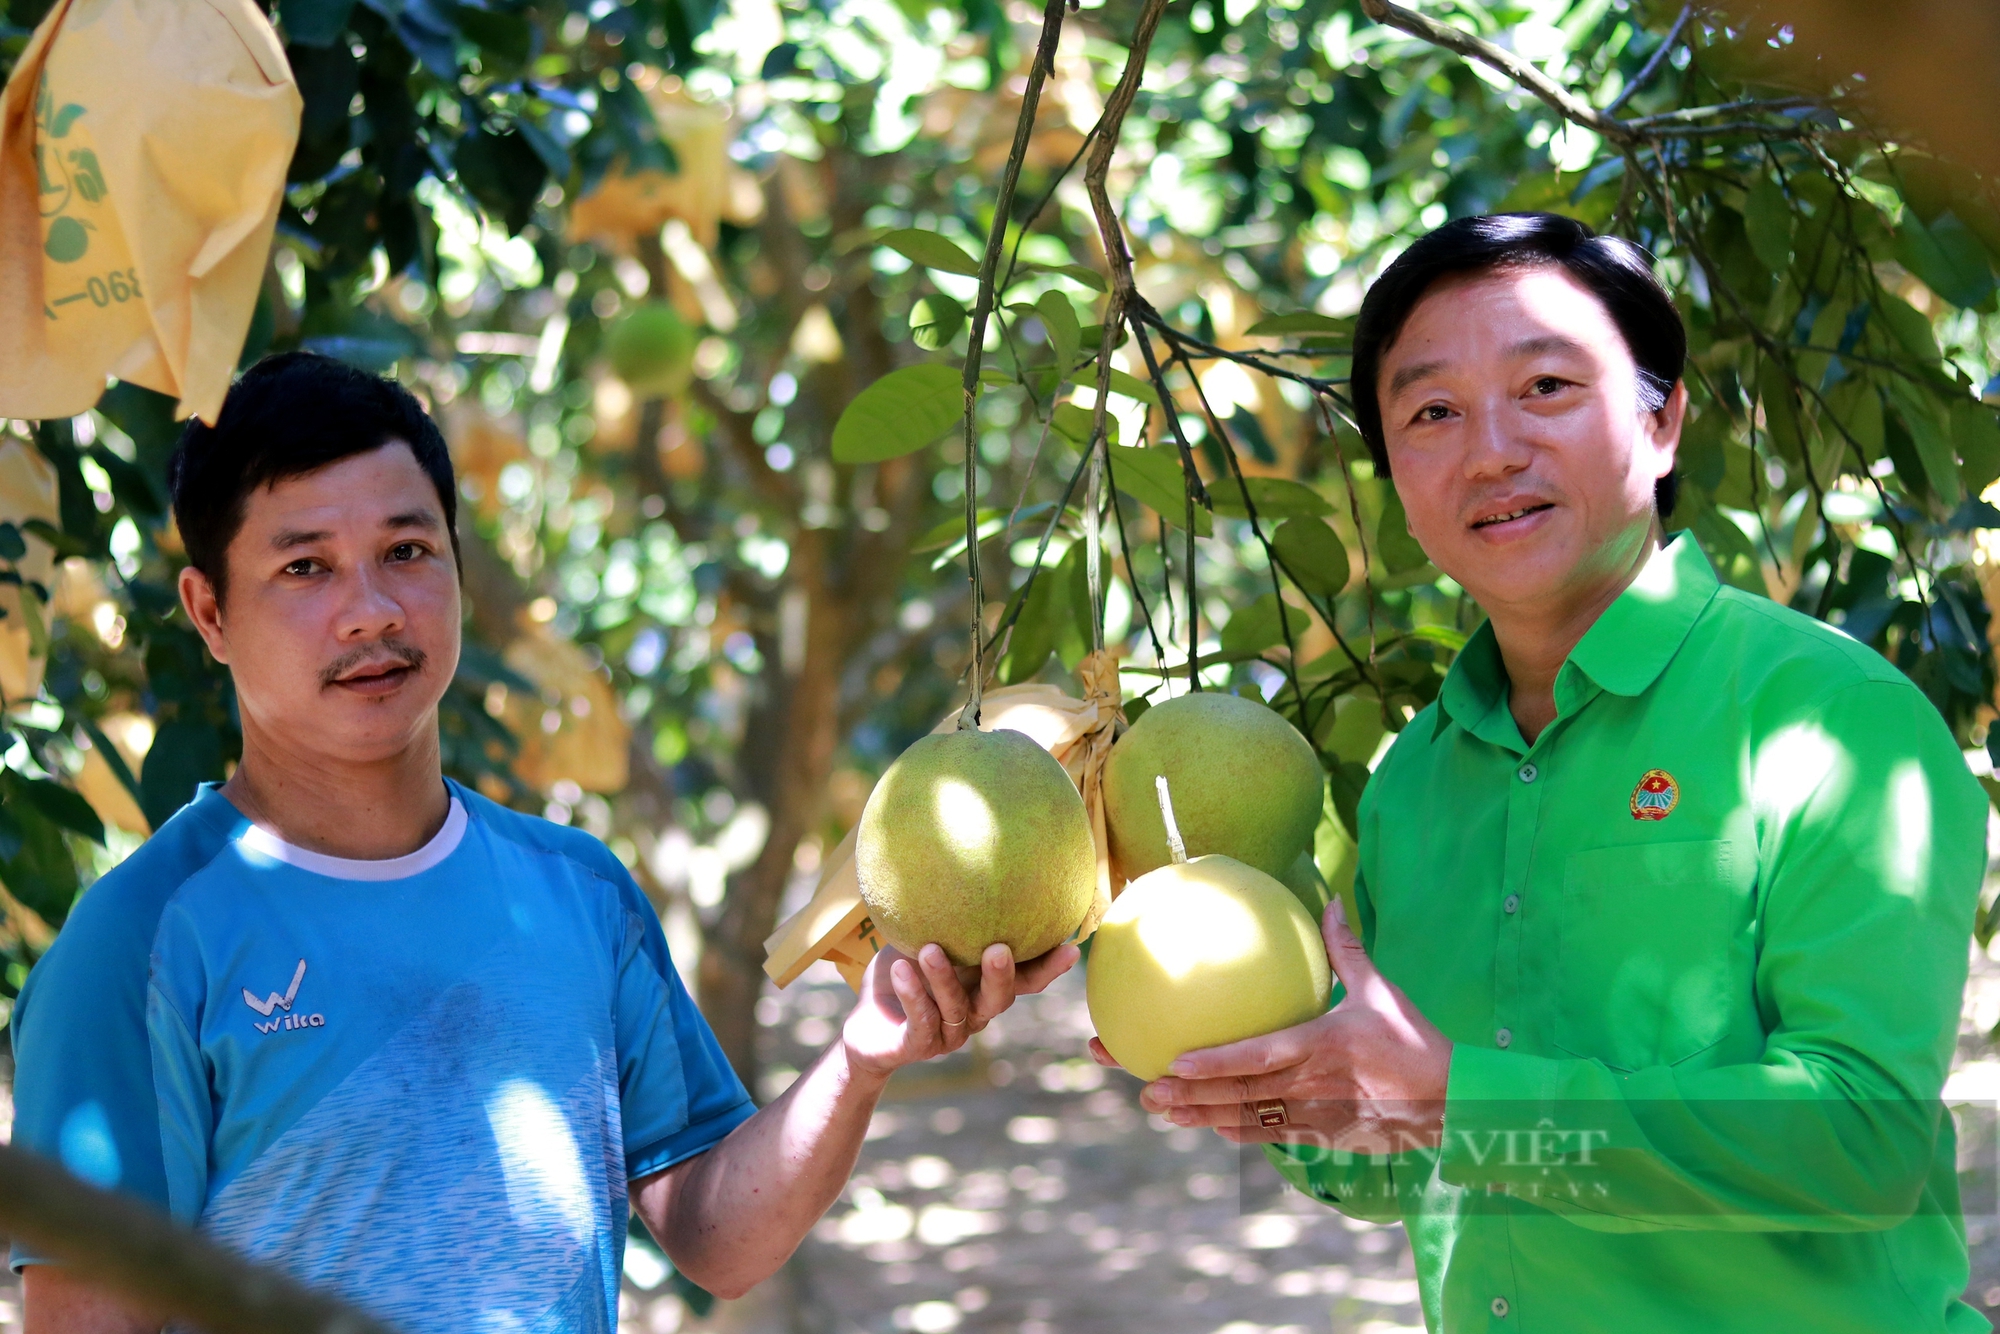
[
  {"x1": 169, "y1": 351, "x2": 459, "y2": 600},
  {"x1": 1349, "y1": 212, "x2": 1686, "y2": 518}
]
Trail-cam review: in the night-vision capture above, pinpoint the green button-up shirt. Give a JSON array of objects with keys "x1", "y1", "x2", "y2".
[{"x1": 1271, "y1": 533, "x2": 1990, "y2": 1333}]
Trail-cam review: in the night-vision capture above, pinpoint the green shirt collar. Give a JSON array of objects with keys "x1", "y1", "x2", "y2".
[{"x1": 1435, "y1": 531, "x2": 1719, "y2": 746}]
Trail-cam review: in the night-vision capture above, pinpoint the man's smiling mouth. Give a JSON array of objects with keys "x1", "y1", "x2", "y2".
[{"x1": 1471, "y1": 503, "x2": 1555, "y2": 529}]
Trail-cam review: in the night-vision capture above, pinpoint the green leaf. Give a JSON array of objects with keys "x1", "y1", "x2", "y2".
[
  {"x1": 1219, "y1": 591, "x2": 1310, "y2": 655},
  {"x1": 1036, "y1": 291, "x2": 1082, "y2": 373},
  {"x1": 1245, "y1": 311, "x2": 1353, "y2": 339},
  {"x1": 1825, "y1": 376, "x2": 1885, "y2": 463},
  {"x1": 914, "y1": 508, "x2": 1006, "y2": 553},
  {"x1": 1954, "y1": 399, "x2": 2000, "y2": 499},
  {"x1": 910, "y1": 294, "x2": 965, "y2": 351},
  {"x1": 453, "y1": 127, "x2": 548, "y2": 236},
  {"x1": 918, "y1": 504, "x2": 1052, "y2": 567},
  {"x1": 1376, "y1": 490, "x2": 1430, "y2": 574},
  {"x1": 139, "y1": 718, "x2": 226, "y2": 832},
  {"x1": 1106, "y1": 446, "x2": 1212, "y2": 535},
  {"x1": 1208, "y1": 476, "x2": 1331, "y2": 520},
  {"x1": 1318, "y1": 694, "x2": 1385, "y2": 769},
  {"x1": 1025, "y1": 263, "x2": 1107, "y2": 292},
  {"x1": 1877, "y1": 293, "x2": 1945, "y2": 366},
  {"x1": 1403, "y1": 624, "x2": 1469, "y2": 652},
  {"x1": 1272, "y1": 518, "x2": 1350, "y2": 596},
  {"x1": 1758, "y1": 356, "x2": 1805, "y2": 464},
  {"x1": 1893, "y1": 211, "x2": 1997, "y2": 311},
  {"x1": 1102, "y1": 368, "x2": 1158, "y2": 404},
  {"x1": 831, "y1": 365, "x2": 965, "y2": 463},
  {"x1": 878, "y1": 228, "x2": 982, "y2": 277},
  {"x1": 1889, "y1": 379, "x2": 1963, "y2": 507},
  {"x1": 1000, "y1": 543, "x2": 1089, "y2": 683},
  {"x1": 1050, "y1": 402, "x2": 1116, "y2": 448},
  {"x1": 1743, "y1": 178, "x2": 1793, "y2": 274},
  {"x1": 8, "y1": 773, "x2": 104, "y2": 845}
]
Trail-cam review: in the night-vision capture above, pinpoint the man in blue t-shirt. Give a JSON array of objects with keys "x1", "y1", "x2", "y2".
[{"x1": 12, "y1": 352, "x2": 1079, "y2": 1333}]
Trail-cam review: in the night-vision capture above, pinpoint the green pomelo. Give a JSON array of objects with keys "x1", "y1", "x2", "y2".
[
  {"x1": 1280, "y1": 849, "x2": 1330, "y2": 921},
  {"x1": 606, "y1": 300, "x2": 698, "y2": 398},
  {"x1": 855, "y1": 727, "x2": 1096, "y2": 967},
  {"x1": 1104, "y1": 692, "x2": 1323, "y2": 882},
  {"x1": 1087, "y1": 854, "x2": 1332, "y2": 1081}
]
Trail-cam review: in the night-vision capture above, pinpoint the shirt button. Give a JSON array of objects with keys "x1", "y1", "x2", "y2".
[
  {"x1": 1495, "y1": 1027, "x2": 1512, "y2": 1048},
  {"x1": 1492, "y1": 1296, "x2": 1511, "y2": 1317},
  {"x1": 1503, "y1": 894, "x2": 1520, "y2": 914},
  {"x1": 1517, "y1": 763, "x2": 1538, "y2": 783}
]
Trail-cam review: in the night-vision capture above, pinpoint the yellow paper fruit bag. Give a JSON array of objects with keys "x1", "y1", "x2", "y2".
[{"x1": 0, "y1": 0, "x2": 301, "y2": 424}]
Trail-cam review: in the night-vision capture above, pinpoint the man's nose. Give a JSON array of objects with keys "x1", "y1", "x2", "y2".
[
  {"x1": 338, "y1": 565, "x2": 405, "y2": 639},
  {"x1": 1461, "y1": 398, "x2": 1534, "y2": 478}
]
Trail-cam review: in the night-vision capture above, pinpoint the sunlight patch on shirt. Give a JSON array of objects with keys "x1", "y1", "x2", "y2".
[
  {"x1": 1751, "y1": 722, "x2": 1846, "y2": 826},
  {"x1": 487, "y1": 1078, "x2": 595, "y2": 1246},
  {"x1": 1625, "y1": 541, "x2": 1682, "y2": 604},
  {"x1": 1886, "y1": 760, "x2": 1932, "y2": 899}
]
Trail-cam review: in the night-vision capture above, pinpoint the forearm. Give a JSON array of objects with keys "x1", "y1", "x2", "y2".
[
  {"x1": 23, "y1": 1265, "x2": 160, "y2": 1334},
  {"x1": 636, "y1": 1040, "x2": 888, "y2": 1297}
]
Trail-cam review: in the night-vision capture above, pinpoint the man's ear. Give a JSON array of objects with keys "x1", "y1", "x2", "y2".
[
  {"x1": 1648, "y1": 380, "x2": 1689, "y2": 476},
  {"x1": 178, "y1": 565, "x2": 231, "y2": 665}
]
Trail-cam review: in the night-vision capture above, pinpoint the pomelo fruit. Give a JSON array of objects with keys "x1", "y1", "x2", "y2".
[
  {"x1": 1280, "y1": 849, "x2": 1331, "y2": 921},
  {"x1": 1086, "y1": 854, "x2": 1331, "y2": 1081},
  {"x1": 606, "y1": 300, "x2": 698, "y2": 398},
  {"x1": 855, "y1": 727, "x2": 1095, "y2": 967},
  {"x1": 1104, "y1": 692, "x2": 1323, "y2": 882}
]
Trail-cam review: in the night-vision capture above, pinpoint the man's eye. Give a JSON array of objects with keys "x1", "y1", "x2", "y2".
[
  {"x1": 389, "y1": 542, "x2": 421, "y2": 562},
  {"x1": 1531, "y1": 376, "x2": 1564, "y2": 395},
  {"x1": 284, "y1": 559, "x2": 317, "y2": 577},
  {"x1": 1419, "y1": 404, "x2": 1452, "y2": 422}
]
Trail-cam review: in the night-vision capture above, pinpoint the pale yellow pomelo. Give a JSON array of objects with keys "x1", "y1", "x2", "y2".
[
  {"x1": 855, "y1": 727, "x2": 1096, "y2": 967},
  {"x1": 1105, "y1": 692, "x2": 1323, "y2": 882},
  {"x1": 1087, "y1": 854, "x2": 1331, "y2": 1081}
]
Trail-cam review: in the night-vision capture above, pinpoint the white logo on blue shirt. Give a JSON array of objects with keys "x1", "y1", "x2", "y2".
[{"x1": 242, "y1": 959, "x2": 323, "y2": 1033}]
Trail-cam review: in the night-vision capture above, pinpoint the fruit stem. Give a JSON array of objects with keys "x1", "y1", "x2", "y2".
[{"x1": 1155, "y1": 775, "x2": 1188, "y2": 865}]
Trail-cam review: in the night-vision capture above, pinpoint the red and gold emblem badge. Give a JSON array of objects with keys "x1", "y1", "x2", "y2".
[{"x1": 1630, "y1": 769, "x2": 1678, "y2": 821}]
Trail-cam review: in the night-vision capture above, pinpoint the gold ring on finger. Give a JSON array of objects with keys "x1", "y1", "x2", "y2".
[{"x1": 1251, "y1": 1098, "x2": 1288, "y2": 1128}]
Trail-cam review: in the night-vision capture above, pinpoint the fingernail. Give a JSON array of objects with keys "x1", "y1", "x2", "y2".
[
  {"x1": 1331, "y1": 896, "x2": 1349, "y2": 927},
  {"x1": 1168, "y1": 1058, "x2": 1194, "y2": 1077},
  {"x1": 1169, "y1": 1109, "x2": 1193, "y2": 1126}
]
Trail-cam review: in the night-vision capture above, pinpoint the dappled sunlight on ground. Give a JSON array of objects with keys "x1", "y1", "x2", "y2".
[{"x1": 629, "y1": 963, "x2": 1428, "y2": 1334}]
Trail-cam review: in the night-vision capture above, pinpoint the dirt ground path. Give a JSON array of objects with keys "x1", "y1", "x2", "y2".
[{"x1": 7, "y1": 941, "x2": 2000, "y2": 1334}]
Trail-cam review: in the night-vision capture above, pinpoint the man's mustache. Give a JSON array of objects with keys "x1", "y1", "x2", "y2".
[{"x1": 319, "y1": 639, "x2": 428, "y2": 688}]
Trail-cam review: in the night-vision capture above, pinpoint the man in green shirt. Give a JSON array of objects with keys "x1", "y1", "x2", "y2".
[{"x1": 1111, "y1": 213, "x2": 1990, "y2": 1331}]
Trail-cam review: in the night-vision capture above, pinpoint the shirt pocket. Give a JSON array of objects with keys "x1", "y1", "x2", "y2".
[{"x1": 1555, "y1": 839, "x2": 1738, "y2": 1071}]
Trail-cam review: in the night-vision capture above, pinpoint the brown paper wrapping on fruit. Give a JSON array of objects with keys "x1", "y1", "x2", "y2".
[
  {"x1": 0, "y1": 0, "x2": 300, "y2": 424},
  {"x1": 763, "y1": 651, "x2": 1125, "y2": 992}
]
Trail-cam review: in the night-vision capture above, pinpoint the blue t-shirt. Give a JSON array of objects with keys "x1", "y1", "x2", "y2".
[{"x1": 8, "y1": 780, "x2": 755, "y2": 1332}]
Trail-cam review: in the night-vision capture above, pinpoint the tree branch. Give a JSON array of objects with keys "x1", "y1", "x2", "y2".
[
  {"x1": 0, "y1": 1144, "x2": 400, "y2": 1334},
  {"x1": 1603, "y1": 4, "x2": 1692, "y2": 114},
  {"x1": 955, "y1": 0, "x2": 1070, "y2": 727},
  {"x1": 1360, "y1": 0, "x2": 1635, "y2": 143}
]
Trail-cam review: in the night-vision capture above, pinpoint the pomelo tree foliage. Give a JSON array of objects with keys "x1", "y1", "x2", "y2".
[{"x1": 1, "y1": 0, "x2": 1998, "y2": 1084}]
